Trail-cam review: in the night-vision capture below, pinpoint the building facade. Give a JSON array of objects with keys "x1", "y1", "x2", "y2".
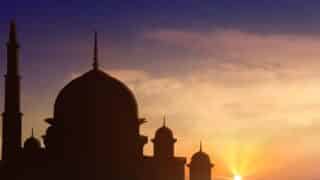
[{"x1": 0, "y1": 22, "x2": 214, "y2": 180}]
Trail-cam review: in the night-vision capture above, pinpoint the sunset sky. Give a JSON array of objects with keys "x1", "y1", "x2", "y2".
[{"x1": 1, "y1": 1, "x2": 320, "y2": 179}]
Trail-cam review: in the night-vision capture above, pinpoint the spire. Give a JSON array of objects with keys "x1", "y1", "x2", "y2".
[
  {"x1": 2, "y1": 21, "x2": 22, "y2": 161},
  {"x1": 31, "y1": 128, "x2": 34, "y2": 137},
  {"x1": 6, "y1": 19, "x2": 19, "y2": 76},
  {"x1": 200, "y1": 141, "x2": 202, "y2": 152},
  {"x1": 93, "y1": 31, "x2": 99, "y2": 70},
  {"x1": 163, "y1": 115, "x2": 166, "y2": 127},
  {"x1": 9, "y1": 20, "x2": 18, "y2": 44}
]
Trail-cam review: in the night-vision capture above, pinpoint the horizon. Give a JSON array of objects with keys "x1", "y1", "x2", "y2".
[{"x1": 2, "y1": 1, "x2": 320, "y2": 179}]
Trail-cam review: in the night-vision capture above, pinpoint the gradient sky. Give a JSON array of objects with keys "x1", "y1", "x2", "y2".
[{"x1": 2, "y1": 1, "x2": 320, "y2": 179}]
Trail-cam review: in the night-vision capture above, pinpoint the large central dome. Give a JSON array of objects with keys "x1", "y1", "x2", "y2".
[
  {"x1": 44, "y1": 33, "x2": 142, "y2": 180},
  {"x1": 54, "y1": 69, "x2": 138, "y2": 122},
  {"x1": 49, "y1": 68, "x2": 141, "y2": 179}
]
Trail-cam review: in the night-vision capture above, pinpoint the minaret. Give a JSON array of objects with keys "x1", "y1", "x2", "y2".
[{"x1": 2, "y1": 21, "x2": 22, "y2": 161}]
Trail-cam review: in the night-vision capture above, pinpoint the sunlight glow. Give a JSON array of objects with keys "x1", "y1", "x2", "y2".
[
  {"x1": 218, "y1": 140, "x2": 268, "y2": 179},
  {"x1": 234, "y1": 175, "x2": 242, "y2": 180}
]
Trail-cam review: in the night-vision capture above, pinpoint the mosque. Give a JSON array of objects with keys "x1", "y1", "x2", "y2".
[{"x1": 0, "y1": 21, "x2": 214, "y2": 180}]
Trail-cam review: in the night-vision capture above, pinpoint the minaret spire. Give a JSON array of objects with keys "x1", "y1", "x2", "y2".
[
  {"x1": 9, "y1": 20, "x2": 18, "y2": 44},
  {"x1": 31, "y1": 128, "x2": 34, "y2": 137},
  {"x1": 93, "y1": 31, "x2": 99, "y2": 70},
  {"x1": 163, "y1": 115, "x2": 166, "y2": 127},
  {"x1": 7, "y1": 20, "x2": 19, "y2": 75},
  {"x1": 200, "y1": 141, "x2": 202, "y2": 152},
  {"x1": 2, "y1": 20, "x2": 22, "y2": 161}
]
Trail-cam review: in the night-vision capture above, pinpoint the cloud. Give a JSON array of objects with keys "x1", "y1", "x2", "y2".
[
  {"x1": 2, "y1": 25, "x2": 320, "y2": 179},
  {"x1": 107, "y1": 65, "x2": 320, "y2": 179},
  {"x1": 143, "y1": 28, "x2": 320, "y2": 82}
]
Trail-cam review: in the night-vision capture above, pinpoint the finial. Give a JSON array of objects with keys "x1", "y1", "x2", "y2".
[
  {"x1": 31, "y1": 128, "x2": 34, "y2": 137},
  {"x1": 93, "y1": 31, "x2": 99, "y2": 70},
  {"x1": 9, "y1": 20, "x2": 17, "y2": 43},
  {"x1": 163, "y1": 115, "x2": 166, "y2": 127},
  {"x1": 200, "y1": 141, "x2": 202, "y2": 152}
]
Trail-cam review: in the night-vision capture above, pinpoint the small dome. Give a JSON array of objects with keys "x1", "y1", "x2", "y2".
[
  {"x1": 154, "y1": 125, "x2": 174, "y2": 140},
  {"x1": 155, "y1": 126, "x2": 174, "y2": 139},
  {"x1": 191, "y1": 151, "x2": 211, "y2": 164},
  {"x1": 24, "y1": 136, "x2": 41, "y2": 150},
  {"x1": 190, "y1": 143, "x2": 212, "y2": 166}
]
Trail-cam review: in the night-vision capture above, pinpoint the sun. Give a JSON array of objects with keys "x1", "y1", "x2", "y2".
[{"x1": 234, "y1": 175, "x2": 242, "y2": 180}]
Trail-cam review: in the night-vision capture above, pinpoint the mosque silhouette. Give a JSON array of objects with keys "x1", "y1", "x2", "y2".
[{"x1": 0, "y1": 21, "x2": 214, "y2": 180}]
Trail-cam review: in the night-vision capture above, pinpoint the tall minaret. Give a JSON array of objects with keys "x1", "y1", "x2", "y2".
[{"x1": 2, "y1": 21, "x2": 22, "y2": 161}]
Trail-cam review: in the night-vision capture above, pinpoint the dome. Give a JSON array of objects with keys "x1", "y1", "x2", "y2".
[
  {"x1": 44, "y1": 34, "x2": 142, "y2": 180},
  {"x1": 24, "y1": 136, "x2": 41, "y2": 150},
  {"x1": 190, "y1": 143, "x2": 213, "y2": 166},
  {"x1": 155, "y1": 126, "x2": 174, "y2": 139},
  {"x1": 191, "y1": 151, "x2": 211, "y2": 164},
  {"x1": 52, "y1": 68, "x2": 140, "y2": 160},
  {"x1": 154, "y1": 119, "x2": 174, "y2": 140},
  {"x1": 54, "y1": 69, "x2": 138, "y2": 124}
]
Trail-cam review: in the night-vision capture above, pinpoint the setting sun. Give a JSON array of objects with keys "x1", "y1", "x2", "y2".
[{"x1": 234, "y1": 175, "x2": 242, "y2": 180}]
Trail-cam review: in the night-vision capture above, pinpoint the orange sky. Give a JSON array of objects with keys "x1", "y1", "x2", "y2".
[{"x1": 2, "y1": 29, "x2": 320, "y2": 179}]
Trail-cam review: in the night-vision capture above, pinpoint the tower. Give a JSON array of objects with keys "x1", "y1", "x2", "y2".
[
  {"x1": 188, "y1": 142, "x2": 213, "y2": 180},
  {"x1": 152, "y1": 116, "x2": 176, "y2": 159},
  {"x1": 2, "y1": 21, "x2": 22, "y2": 161}
]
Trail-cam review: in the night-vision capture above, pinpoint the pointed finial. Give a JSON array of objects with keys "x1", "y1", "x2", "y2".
[
  {"x1": 93, "y1": 31, "x2": 99, "y2": 70},
  {"x1": 9, "y1": 20, "x2": 17, "y2": 44},
  {"x1": 163, "y1": 115, "x2": 166, "y2": 127},
  {"x1": 200, "y1": 141, "x2": 202, "y2": 152},
  {"x1": 31, "y1": 128, "x2": 34, "y2": 137}
]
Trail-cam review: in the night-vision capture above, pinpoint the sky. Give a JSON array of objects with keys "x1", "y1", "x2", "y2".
[{"x1": 1, "y1": 1, "x2": 320, "y2": 179}]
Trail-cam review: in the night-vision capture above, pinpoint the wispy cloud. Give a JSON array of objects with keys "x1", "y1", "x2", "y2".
[{"x1": 2, "y1": 26, "x2": 320, "y2": 179}]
